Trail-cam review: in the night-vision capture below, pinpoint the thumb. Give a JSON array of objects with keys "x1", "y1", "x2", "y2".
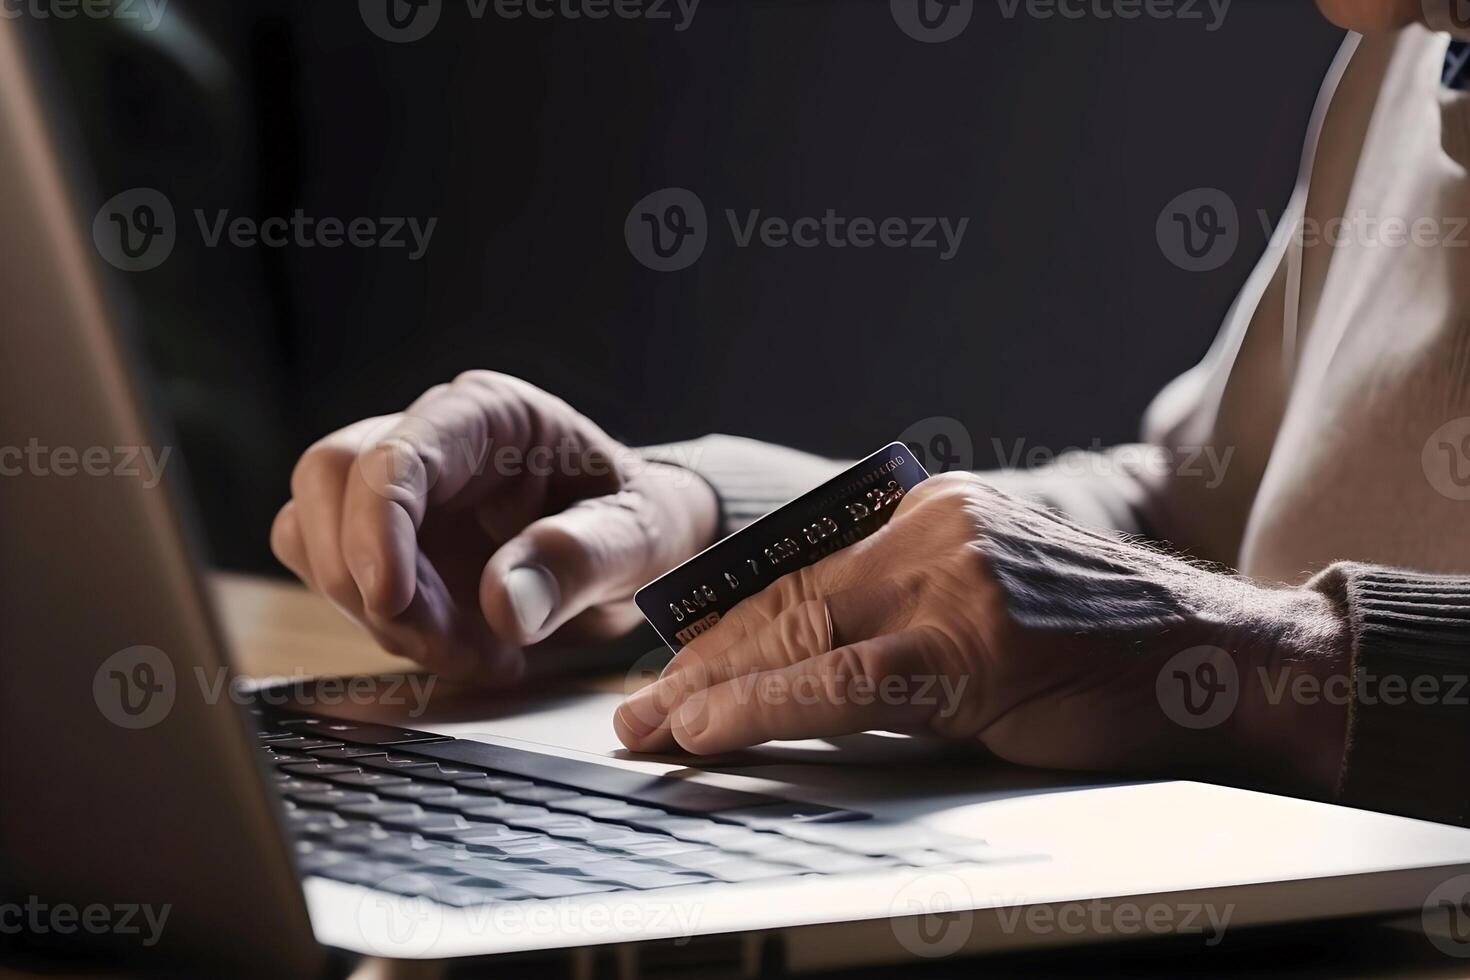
[{"x1": 479, "y1": 491, "x2": 656, "y2": 646}]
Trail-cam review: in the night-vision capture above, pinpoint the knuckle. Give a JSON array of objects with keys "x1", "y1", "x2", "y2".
[
  {"x1": 768, "y1": 601, "x2": 829, "y2": 663},
  {"x1": 826, "y1": 644, "x2": 871, "y2": 691},
  {"x1": 268, "y1": 506, "x2": 297, "y2": 560},
  {"x1": 290, "y1": 446, "x2": 348, "y2": 499},
  {"x1": 317, "y1": 562, "x2": 358, "y2": 604}
]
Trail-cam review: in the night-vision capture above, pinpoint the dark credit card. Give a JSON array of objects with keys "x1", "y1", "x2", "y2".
[{"x1": 636, "y1": 442, "x2": 930, "y2": 652}]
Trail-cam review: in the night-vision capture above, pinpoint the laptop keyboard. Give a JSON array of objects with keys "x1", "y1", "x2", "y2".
[{"x1": 256, "y1": 709, "x2": 1000, "y2": 908}]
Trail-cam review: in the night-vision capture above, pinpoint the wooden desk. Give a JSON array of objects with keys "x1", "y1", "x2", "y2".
[{"x1": 8, "y1": 574, "x2": 1465, "y2": 979}]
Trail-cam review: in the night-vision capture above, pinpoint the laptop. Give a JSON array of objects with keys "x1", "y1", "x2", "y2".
[{"x1": 6, "y1": 16, "x2": 1470, "y2": 978}]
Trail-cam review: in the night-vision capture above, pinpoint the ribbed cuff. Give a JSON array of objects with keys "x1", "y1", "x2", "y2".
[
  {"x1": 1311, "y1": 562, "x2": 1470, "y2": 826},
  {"x1": 639, "y1": 435, "x2": 849, "y2": 537}
]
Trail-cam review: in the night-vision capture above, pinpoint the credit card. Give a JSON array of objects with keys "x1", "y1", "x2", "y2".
[{"x1": 635, "y1": 442, "x2": 930, "y2": 652}]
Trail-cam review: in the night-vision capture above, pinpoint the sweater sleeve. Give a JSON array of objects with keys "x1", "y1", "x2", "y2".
[
  {"x1": 640, "y1": 435, "x2": 1157, "y2": 539},
  {"x1": 1311, "y1": 563, "x2": 1470, "y2": 826}
]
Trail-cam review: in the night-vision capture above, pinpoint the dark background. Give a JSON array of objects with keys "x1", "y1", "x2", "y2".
[{"x1": 39, "y1": 0, "x2": 1341, "y2": 572}]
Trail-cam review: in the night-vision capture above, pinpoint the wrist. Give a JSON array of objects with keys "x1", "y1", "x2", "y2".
[
  {"x1": 1225, "y1": 584, "x2": 1352, "y2": 798},
  {"x1": 636, "y1": 460, "x2": 720, "y2": 567}
]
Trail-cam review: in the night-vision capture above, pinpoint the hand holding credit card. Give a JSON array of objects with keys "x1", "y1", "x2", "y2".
[{"x1": 636, "y1": 443, "x2": 930, "y2": 652}]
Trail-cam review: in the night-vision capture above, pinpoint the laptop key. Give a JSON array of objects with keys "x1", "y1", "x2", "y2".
[
  {"x1": 280, "y1": 761, "x2": 362, "y2": 777},
  {"x1": 329, "y1": 772, "x2": 413, "y2": 790},
  {"x1": 374, "y1": 782, "x2": 459, "y2": 802},
  {"x1": 588, "y1": 867, "x2": 711, "y2": 890},
  {"x1": 459, "y1": 802, "x2": 551, "y2": 823},
  {"x1": 380, "y1": 812, "x2": 478, "y2": 835},
  {"x1": 288, "y1": 789, "x2": 379, "y2": 808},
  {"x1": 338, "y1": 801, "x2": 425, "y2": 820},
  {"x1": 614, "y1": 839, "x2": 706, "y2": 858},
  {"x1": 439, "y1": 825, "x2": 541, "y2": 847},
  {"x1": 490, "y1": 871, "x2": 621, "y2": 899},
  {"x1": 307, "y1": 745, "x2": 393, "y2": 761},
  {"x1": 542, "y1": 795, "x2": 626, "y2": 816},
  {"x1": 274, "y1": 777, "x2": 335, "y2": 794},
  {"x1": 500, "y1": 785, "x2": 579, "y2": 804},
  {"x1": 417, "y1": 791, "x2": 510, "y2": 811},
  {"x1": 260, "y1": 736, "x2": 347, "y2": 752},
  {"x1": 267, "y1": 716, "x2": 450, "y2": 747},
  {"x1": 357, "y1": 757, "x2": 484, "y2": 782},
  {"x1": 584, "y1": 803, "x2": 668, "y2": 822},
  {"x1": 453, "y1": 775, "x2": 534, "y2": 794},
  {"x1": 428, "y1": 883, "x2": 535, "y2": 907}
]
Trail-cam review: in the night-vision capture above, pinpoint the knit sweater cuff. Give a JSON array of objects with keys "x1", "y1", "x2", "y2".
[
  {"x1": 1311, "y1": 562, "x2": 1470, "y2": 825},
  {"x1": 639, "y1": 435, "x2": 849, "y2": 537}
]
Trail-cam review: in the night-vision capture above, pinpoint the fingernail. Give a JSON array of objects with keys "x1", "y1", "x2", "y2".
[
  {"x1": 616, "y1": 694, "x2": 658, "y2": 740},
  {"x1": 673, "y1": 690, "x2": 710, "y2": 739},
  {"x1": 505, "y1": 564, "x2": 558, "y2": 637}
]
